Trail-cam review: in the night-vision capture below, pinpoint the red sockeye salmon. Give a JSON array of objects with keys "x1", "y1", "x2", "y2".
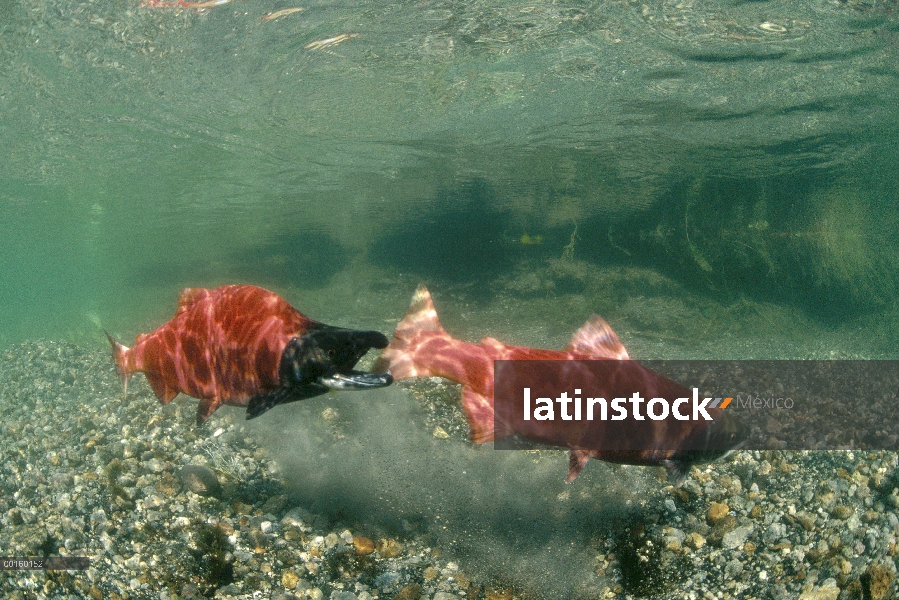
[
  {"x1": 107, "y1": 285, "x2": 392, "y2": 423},
  {"x1": 374, "y1": 285, "x2": 747, "y2": 484}
]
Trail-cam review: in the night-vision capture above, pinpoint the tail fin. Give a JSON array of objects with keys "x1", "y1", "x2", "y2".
[
  {"x1": 394, "y1": 284, "x2": 444, "y2": 337},
  {"x1": 105, "y1": 331, "x2": 132, "y2": 394},
  {"x1": 373, "y1": 284, "x2": 445, "y2": 380},
  {"x1": 375, "y1": 285, "x2": 502, "y2": 444}
]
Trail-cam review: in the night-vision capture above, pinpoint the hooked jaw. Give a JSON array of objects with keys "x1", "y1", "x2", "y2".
[
  {"x1": 245, "y1": 325, "x2": 393, "y2": 420},
  {"x1": 319, "y1": 371, "x2": 393, "y2": 390},
  {"x1": 685, "y1": 412, "x2": 750, "y2": 465},
  {"x1": 716, "y1": 417, "x2": 750, "y2": 461},
  {"x1": 661, "y1": 413, "x2": 749, "y2": 486},
  {"x1": 713, "y1": 413, "x2": 750, "y2": 456},
  {"x1": 284, "y1": 327, "x2": 393, "y2": 391},
  {"x1": 290, "y1": 326, "x2": 393, "y2": 390}
]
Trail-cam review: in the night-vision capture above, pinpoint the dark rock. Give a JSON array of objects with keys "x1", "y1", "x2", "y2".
[
  {"x1": 180, "y1": 465, "x2": 223, "y2": 498},
  {"x1": 861, "y1": 563, "x2": 895, "y2": 600}
]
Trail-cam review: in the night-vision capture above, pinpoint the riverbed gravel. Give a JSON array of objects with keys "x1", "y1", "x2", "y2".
[{"x1": 1, "y1": 340, "x2": 897, "y2": 599}]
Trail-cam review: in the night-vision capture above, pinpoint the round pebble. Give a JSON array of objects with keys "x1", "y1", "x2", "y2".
[
  {"x1": 2, "y1": 339, "x2": 898, "y2": 599},
  {"x1": 179, "y1": 464, "x2": 223, "y2": 498},
  {"x1": 353, "y1": 536, "x2": 375, "y2": 556}
]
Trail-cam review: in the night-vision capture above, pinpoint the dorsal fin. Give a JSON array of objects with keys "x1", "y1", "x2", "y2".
[
  {"x1": 480, "y1": 337, "x2": 506, "y2": 351},
  {"x1": 565, "y1": 315, "x2": 629, "y2": 359},
  {"x1": 176, "y1": 288, "x2": 211, "y2": 315}
]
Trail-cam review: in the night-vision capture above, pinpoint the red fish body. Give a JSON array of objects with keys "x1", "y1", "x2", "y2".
[
  {"x1": 108, "y1": 285, "x2": 391, "y2": 423},
  {"x1": 374, "y1": 285, "x2": 746, "y2": 483}
]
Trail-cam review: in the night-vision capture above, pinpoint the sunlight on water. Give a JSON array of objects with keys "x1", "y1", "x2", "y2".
[{"x1": 2, "y1": 0, "x2": 897, "y2": 348}]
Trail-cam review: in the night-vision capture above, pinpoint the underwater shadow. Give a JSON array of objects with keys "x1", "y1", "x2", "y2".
[
  {"x1": 369, "y1": 178, "x2": 513, "y2": 296},
  {"x1": 253, "y1": 390, "x2": 669, "y2": 599},
  {"x1": 573, "y1": 172, "x2": 898, "y2": 324},
  {"x1": 231, "y1": 230, "x2": 349, "y2": 290},
  {"x1": 132, "y1": 229, "x2": 348, "y2": 291}
]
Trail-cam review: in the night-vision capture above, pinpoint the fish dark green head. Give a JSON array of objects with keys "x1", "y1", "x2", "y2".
[
  {"x1": 246, "y1": 325, "x2": 392, "y2": 420},
  {"x1": 279, "y1": 325, "x2": 389, "y2": 385}
]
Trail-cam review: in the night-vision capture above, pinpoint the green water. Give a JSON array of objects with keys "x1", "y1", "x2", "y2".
[
  {"x1": 2, "y1": 1, "x2": 899, "y2": 597},
  {"x1": 1, "y1": 0, "x2": 898, "y2": 352}
]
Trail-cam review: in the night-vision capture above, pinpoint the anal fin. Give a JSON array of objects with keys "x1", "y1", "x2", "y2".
[
  {"x1": 145, "y1": 372, "x2": 178, "y2": 405},
  {"x1": 567, "y1": 449, "x2": 593, "y2": 483},
  {"x1": 462, "y1": 388, "x2": 495, "y2": 444}
]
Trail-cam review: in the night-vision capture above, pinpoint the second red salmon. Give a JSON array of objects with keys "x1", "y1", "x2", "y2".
[{"x1": 374, "y1": 285, "x2": 746, "y2": 484}]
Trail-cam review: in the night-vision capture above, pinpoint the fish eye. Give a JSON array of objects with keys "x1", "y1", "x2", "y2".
[{"x1": 327, "y1": 349, "x2": 335, "y2": 358}]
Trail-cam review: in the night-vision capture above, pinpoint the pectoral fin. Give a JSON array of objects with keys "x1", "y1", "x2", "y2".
[
  {"x1": 662, "y1": 460, "x2": 692, "y2": 487},
  {"x1": 245, "y1": 384, "x2": 329, "y2": 420}
]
